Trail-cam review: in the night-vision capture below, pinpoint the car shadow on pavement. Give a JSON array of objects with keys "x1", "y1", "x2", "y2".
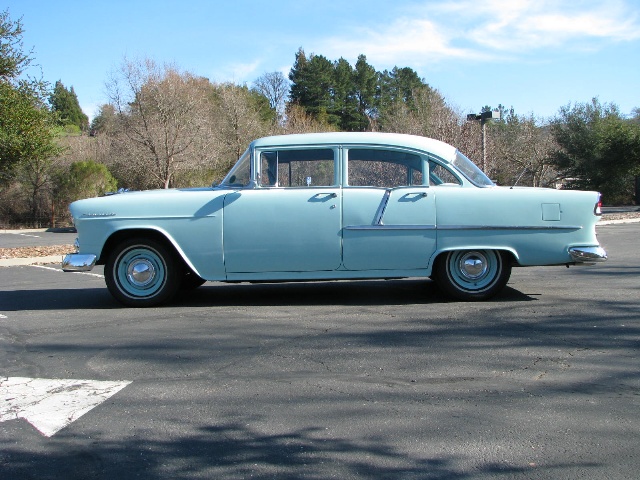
[
  {"x1": 175, "y1": 279, "x2": 534, "y2": 308},
  {"x1": 0, "y1": 287, "x2": 119, "y2": 312},
  {"x1": 0, "y1": 280, "x2": 533, "y2": 311}
]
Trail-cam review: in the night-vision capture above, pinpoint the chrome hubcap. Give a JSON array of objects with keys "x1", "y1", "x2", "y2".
[
  {"x1": 127, "y1": 259, "x2": 156, "y2": 287},
  {"x1": 459, "y1": 252, "x2": 487, "y2": 280}
]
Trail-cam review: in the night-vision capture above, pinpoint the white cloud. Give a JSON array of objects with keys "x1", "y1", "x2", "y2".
[
  {"x1": 213, "y1": 59, "x2": 262, "y2": 84},
  {"x1": 319, "y1": 17, "x2": 488, "y2": 68},
  {"x1": 446, "y1": 0, "x2": 640, "y2": 51},
  {"x1": 312, "y1": 0, "x2": 640, "y2": 68},
  {"x1": 81, "y1": 102, "x2": 101, "y2": 123}
]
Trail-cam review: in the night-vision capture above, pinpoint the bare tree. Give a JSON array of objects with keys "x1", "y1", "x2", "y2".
[
  {"x1": 210, "y1": 82, "x2": 271, "y2": 168},
  {"x1": 106, "y1": 58, "x2": 214, "y2": 189},
  {"x1": 280, "y1": 104, "x2": 336, "y2": 134},
  {"x1": 488, "y1": 112, "x2": 558, "y2": 187},
  {"x1": 253, "y1": 71, "x2": 289, "y2": 124},
  {"x1": 379, "y1": 88, "x2": 558, "y2": 187},
  {"x1": 378, "y1": 87, "x2": 479, "y2": 158}
]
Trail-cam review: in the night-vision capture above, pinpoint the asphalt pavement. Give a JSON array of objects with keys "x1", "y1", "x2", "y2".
[
  {"x1": 0, "y1": 223, "x2": 639, "y2": 478},
  {"x1": 0, "y1": 227, "x2": 76, "y2": 248}
]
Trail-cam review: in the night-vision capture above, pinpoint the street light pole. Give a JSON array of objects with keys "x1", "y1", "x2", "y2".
[
  {"x1": 467, "y1": 110, "x2": 501, "y2": 172},
  {"x1": 481, "y1": 118, "x2": 487, "y2": 172}
]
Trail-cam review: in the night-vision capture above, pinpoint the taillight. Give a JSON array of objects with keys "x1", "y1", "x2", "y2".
[{"x1": 594, "y1": 194, "x2": 602, "y2": 216}]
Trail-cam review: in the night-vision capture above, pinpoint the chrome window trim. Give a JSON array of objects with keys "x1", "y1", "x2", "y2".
[{"x1": 373, "y1": 189, "x2": 392, "y2": 225}]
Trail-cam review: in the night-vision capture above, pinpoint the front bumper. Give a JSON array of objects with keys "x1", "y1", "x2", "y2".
[
  {"x1": 62, "y1": 253, "x2": 97, "y2": 272},
  {"x1": 568, "y1": 246, "x2": 608, "y2": 264}
]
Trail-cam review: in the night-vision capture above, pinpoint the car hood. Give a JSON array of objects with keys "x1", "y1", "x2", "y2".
[{"x1": 68, "y1": 187, "x2": 229, "y2": 221}]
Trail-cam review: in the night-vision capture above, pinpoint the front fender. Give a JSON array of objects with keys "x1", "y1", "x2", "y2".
[
  {"x1": 95, "y1": 222, "x2": 225, "y2": 281},
  {"x1": 70, "y1": 188, "x2": 228, "y2": 280}
]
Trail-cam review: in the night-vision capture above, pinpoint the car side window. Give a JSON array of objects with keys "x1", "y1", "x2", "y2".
[
  {"x1": 220, "y1": 148, "x2": 252, "y2": 187},
  {"x1": 259, "y1": 148, "x2": 335, "y2": 187},
  {"x1": 347, "y1": 148, "x2": 423, "y2": 187},
  {"x1": 429, "y1": 160, "x2": 462, "y2": 186}
]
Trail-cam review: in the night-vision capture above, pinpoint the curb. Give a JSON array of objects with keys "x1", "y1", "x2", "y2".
[{"x1": 597, "y1": 218, "x2": 640, "y2": 226}]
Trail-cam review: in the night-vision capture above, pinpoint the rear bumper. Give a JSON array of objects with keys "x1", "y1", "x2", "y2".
[
  {"x1": 568, "y1": 246, "x2": 608, "y2": 264},
  {"x1": 62, "y1": 253, "x2": 97, "y2": 272}
]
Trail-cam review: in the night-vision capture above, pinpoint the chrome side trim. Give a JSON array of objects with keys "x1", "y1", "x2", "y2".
[
  {"x1": 62, "y1": 253, "x2": 97, "y2": 272},
  {"x1": 436, "y1": 225, "x2": 583, "y2": 231},
  {"x1": 344, "y1": 224, "x2": 581, "y2": 231},
  {"x1": 345, "y1": 225, "x2": 437, "y2": 231},
  {"x1": 568, "y1": 246, "x2": 608, "y2": 263}
]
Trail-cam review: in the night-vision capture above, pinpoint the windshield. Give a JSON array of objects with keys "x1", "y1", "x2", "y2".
[
  {"x1": 451, "y1": 151, "x2": 494, "y2": 187},
  {"x1": 218, "y1": 148, "x2": 252, "y2": 187}
]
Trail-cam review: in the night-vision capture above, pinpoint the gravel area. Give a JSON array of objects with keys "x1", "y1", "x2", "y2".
[
  {"x1": 0, "y1": 244, "x2": 75, "y2": 260},
  {"x1": 601, "y1": 212, "x2": 640, "y2": 221}
]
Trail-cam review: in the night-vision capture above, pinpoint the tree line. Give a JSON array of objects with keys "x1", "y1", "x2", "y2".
[{"x1": 1, "y1": 10, "x2": 639, "y2": 227}]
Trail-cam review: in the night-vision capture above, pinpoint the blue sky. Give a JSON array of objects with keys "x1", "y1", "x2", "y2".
[{"x1": 8, "y1": 0, "x2": 640, "y2": 121}]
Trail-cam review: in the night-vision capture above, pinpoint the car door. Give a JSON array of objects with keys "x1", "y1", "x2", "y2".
[
  {"x1": 223, "y1": 147, "x2": 342, "y2": 274},
  {"x1": 342, "y1": 147, "x2": 437, "y2": 271}
]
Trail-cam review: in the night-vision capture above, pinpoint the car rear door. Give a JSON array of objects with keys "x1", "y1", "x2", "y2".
[{"x1": 341, "y1": 147, "x2": 437, "y2": 271}]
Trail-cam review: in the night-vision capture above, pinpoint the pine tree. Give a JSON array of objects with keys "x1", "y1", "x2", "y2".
[
  {"x1": 288, "y1": 49, "x2": 435, "y2": 132},
  {"x1": 289, "y1": 49, "x2": 336, "y2": 125},
  {"x1": 332, "y1": 57, "x2": 357, "y2": 130},
  {"x1": 49, "y1": 80, "x2": 89, "y2": 132},
  {"x1": 353, "y1": 55, "x2": 378, "y2": 131}
]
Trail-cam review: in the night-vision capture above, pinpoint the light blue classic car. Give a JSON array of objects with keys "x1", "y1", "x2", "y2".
[{"x1": 62, "y1": 132, "x2": 607, "y2": 306}]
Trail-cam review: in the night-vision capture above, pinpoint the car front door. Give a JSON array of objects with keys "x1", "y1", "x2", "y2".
[
  {"x1": 341, "y1": 147, "x2": 437, "y2": 271},
  {"x1": 223, "y1": 147, "x2": 342, "y2": 274}
]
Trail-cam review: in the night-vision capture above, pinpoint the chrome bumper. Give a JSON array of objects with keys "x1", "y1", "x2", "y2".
[
  {"x1": 62, "y1": 253, "x2": 97, "y2": 272},
  {"x1": 568, "y1": 246, "x2": 608, "y2": 264}
]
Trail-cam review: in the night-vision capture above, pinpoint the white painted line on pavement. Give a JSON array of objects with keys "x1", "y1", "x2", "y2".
[
  {"x1": 30, "y1": 264, "x2": 104, "y2": 278},
  {"x1": 0, "y1": 232, "x2": 41, "y2": 238},
  {"x1": 0, "y1": 376, "x2": 131, "y2": 437}
]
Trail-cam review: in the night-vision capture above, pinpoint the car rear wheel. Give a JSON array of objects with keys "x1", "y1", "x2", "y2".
[
  {"x1": 105, "y1": 238, "x2": 180, "y2": 307},
  {"x1": 434, "y1": 249, "x2": 511, "y2": 301}
]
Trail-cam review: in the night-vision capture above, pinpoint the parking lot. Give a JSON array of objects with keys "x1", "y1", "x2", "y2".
[{"x1": 1, "y1": 223, "x2": 639, "y2": 479}]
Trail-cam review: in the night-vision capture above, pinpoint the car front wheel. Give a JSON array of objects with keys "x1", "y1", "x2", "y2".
[
  {"x1": 105, "y1": 238, "x2": 180, "y2": 307},
  {"x1": 434, "y1": 249, "x2": 511, "y2": 301}
]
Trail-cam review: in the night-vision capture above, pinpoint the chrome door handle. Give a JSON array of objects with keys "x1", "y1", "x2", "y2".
[{"x1": 402, "y1": 192, "x2": 428, "y2": 199}]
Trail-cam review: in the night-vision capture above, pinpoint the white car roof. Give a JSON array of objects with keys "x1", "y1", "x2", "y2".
[{"x1": 250, "y1": 132, "x2": 458, "y2": 163}]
